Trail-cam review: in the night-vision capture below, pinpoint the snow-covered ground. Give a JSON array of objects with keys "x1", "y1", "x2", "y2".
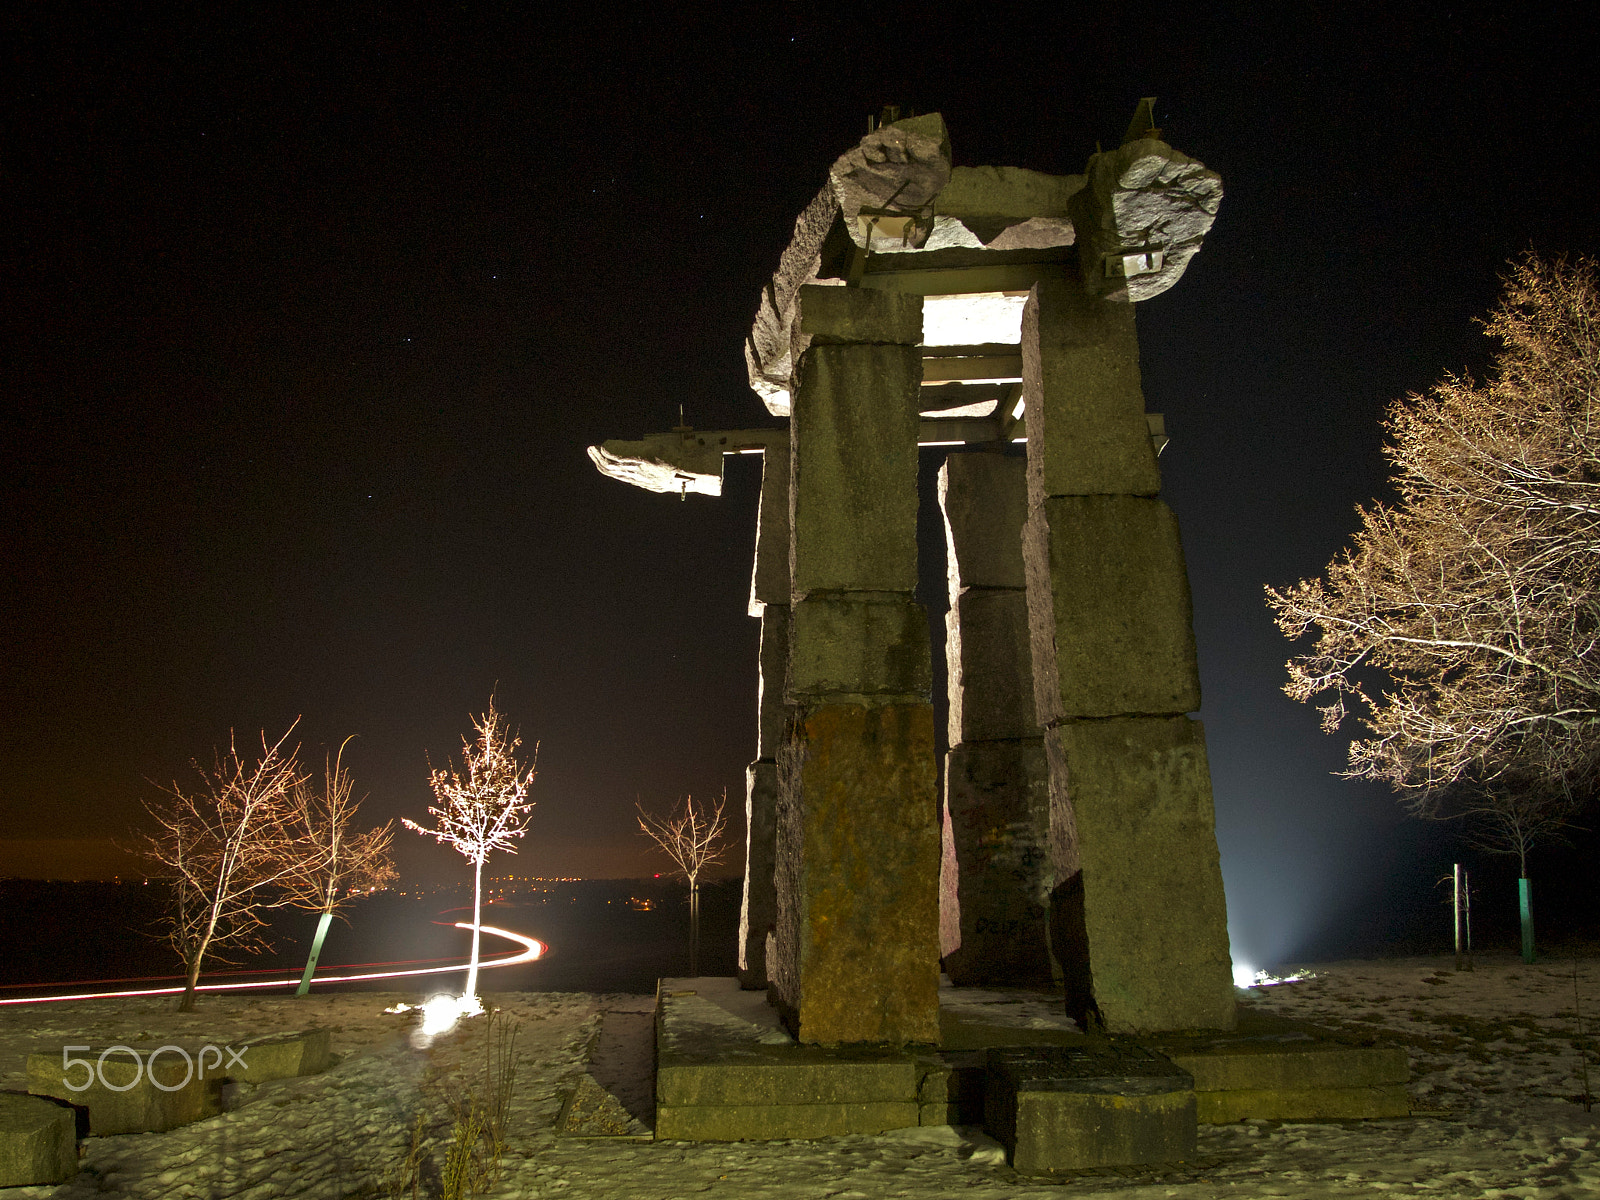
[{"x1": 3, "y1": 954, "x2": 1599, "y2": 1198}]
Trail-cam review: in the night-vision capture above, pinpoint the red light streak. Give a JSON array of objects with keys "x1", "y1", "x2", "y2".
[{"x1": 0, "y1": 924, "x2": 544, "y2": 1006}]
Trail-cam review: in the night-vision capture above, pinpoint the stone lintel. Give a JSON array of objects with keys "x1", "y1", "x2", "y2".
[
  {"x1": 1046, "y1": 716, "x2": 1235, "y2": 1034},
  {"x1": 1024, "y1": 495, "x2": 1200, "y2": 722},
  {"x1": 1023, "y1": 277, "x2": 1160, "y2": 504},
  {"x1": 774, "y1": 702, "x2": 941, "y2": 1046}
]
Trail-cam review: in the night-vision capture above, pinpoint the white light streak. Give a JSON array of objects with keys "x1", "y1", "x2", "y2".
[{"x1": 0, "y1": 923, "x2": 543, "y2": 1006}]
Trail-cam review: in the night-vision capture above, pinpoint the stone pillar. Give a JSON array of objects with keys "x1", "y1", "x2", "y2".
[
  {"x1": 1022, "y1": 275, "x2": 1235, "y2": 1034},
  {"x1": 739, "y1": 438, "x2": 790, "y2": 989},
  {"x1": 937, "y1": 452, "x2": 1052, "y2": 986},
  {"x1": 772, "y1": 284, "x2": 940, "y2": 1046}
]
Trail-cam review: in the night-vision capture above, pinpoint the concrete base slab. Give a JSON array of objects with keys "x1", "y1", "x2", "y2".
[
  {"x1": 0, "y1": 1093, "x2": 78, "y2": 1187},
  {"x1": 654, "y1": 981, "x2": 1411, "y2": 1143},
  {"x1": 984, "y1": 1044, "x2": 1196, "y2": 1173}
]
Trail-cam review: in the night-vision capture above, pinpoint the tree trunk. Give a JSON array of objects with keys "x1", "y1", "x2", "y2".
[
  {"x1": 296, "y1": 909, "x2": 335, "y2": 996},
  {"x1": 465, "y1": 857, "x2": 484, "y2": 998},
  {"x1": 1520, "y1": 874, "x2": 1536, "y2": 964},
  {"x1": 180, "y1": 954, "x2": 202, "y2": 1013},
  {"x1": 689, "y1": 879, "x2": 700, "y2": 977}
]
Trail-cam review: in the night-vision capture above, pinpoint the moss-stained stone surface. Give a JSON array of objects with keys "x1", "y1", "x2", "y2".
[
  {"x1": 787, "y1": 594, "x2": 932, "y2": 703},
  {"x1": 939, "y1": 452, "x2": 1029, "y2": 592},
  {"x1": 946, "y1": 588, "x2": 1036, "y2": 742},
  {"x1": 773, "y1": 703, "x2": 941, "y2": 1046},
  {"x1": 789, "y1": 342, "x2": 922, "y2": 599},
  {"x1": 1024, "y1": 494, "x2": 1201, "y2": 721},
  {"x1": 795, "y1": 282, "x2": 922, "y2": 346},
  {"x1": 658, "y1": 1101, "x2": 920, "y2": 1141},
  {"x1": 738, "y1": 760, "x2": 780, "y2": 989},
  {"x1": 1022, "y1": 278, "x2": 1160, "y2": 505},
  {"x1": 1049, "y1": 716, "x2": 1235, "y2": 1034}
]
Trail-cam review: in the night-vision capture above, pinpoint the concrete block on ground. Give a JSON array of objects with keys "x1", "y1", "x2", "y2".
[
  {"x1": 739, "y1": 761, "x2": 779, "y2": 989},
  {"x1": 229, "y1": 1028, "x2": 331, "y2": 1083},
  {"x1": 984, "y1": 1045, "x2": 1195, "y2": 1174},
  {"x1": 655, "y1": 978, "x2": 924, "y2": 1141},
  {"x1": 28, "y1": 1045, "x2": 222, "y2": 1135},
  {"x1": 946, "y1": 589, "x2": 1036, "y2": 743},
  {"x1": 757, "y1": 607, "x2": 791, "y2": 759},
  {"x1": 1024, "y1": 495, "x2": 1200, "y2": 721},
  {"x1": 1046, "y1": 716, "x2": 1235, "y2": 1034},
  {"x1": 748, "y1": 438, "x2": 791, "y2": 616},
  {"x1": 773, "y1": 703, "x2": 941, "y2": 1046},
  {"x1": 1195, "y1": 1084, "x2": 1411, "y2": 1123},
  {"x1": 1022, "y1": 277, "x2": 1160, "y2": 503},
  {"x1": 0, "y1": 1093, "x2": 77, "y2": 1187},
  {"x1": 939, "y1": 453, "x2": 1028, "y2": 592},
  {"x1": 788, "y1": 595, "x2": 932, "y2": 704},
  {"x1": 789, "y1": 343, "x2": 921, "y2": 599},
  {"x1": 941, "y1": 740, "x2": 1053, "y2": 987}
]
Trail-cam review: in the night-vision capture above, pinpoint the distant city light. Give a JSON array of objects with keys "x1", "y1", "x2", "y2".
[{"x1": 0, "y1": 923, "x2": 543, "y2": 1006}]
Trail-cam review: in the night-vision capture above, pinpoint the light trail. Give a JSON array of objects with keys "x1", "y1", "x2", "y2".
[{"x1": 0, "y1": 923, "x2": 544, "y2": 1006}]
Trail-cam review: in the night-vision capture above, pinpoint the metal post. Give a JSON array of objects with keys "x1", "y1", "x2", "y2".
[
  {"x1": 296, "y1": 910, "x2": 335, "y2": 996},
  {"x1": 1520, "y1": 876, "x2": 1535, "y2": 964}
]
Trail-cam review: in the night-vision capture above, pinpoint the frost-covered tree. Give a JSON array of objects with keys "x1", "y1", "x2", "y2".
[{"x1": 406, "y1": 698, "x2": 538, "y2": 1000}]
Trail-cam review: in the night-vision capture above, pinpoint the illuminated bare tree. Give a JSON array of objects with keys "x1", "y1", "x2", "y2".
[
  {"x1": 637, "y1": 790, "x2": 728, "y2": 975},
  {"x1": 138, "y1": 724, "x2": 308, "y2": 1012},
  {"x1": 1268, "y1": 254, "x2": 1600, "y2": 796},
  {"x1": 284, "y1": 737, "x2": 397, "y2": 995},
  {"x1": 405, "y1": 698, "x2": 538, "y2": 1000},
  {"x1": 1268, "y1": 254, "x2": 1600, "y2": 959}
]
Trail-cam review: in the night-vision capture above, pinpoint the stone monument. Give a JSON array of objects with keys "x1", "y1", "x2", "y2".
[{"x1": 590, "y1": 100, "x2": 1234, "y2": 1042}]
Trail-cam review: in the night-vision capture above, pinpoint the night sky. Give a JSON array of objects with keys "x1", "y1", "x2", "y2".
[{"x1": 5, "y1": 7, "x2": 1597, "y2": 968}]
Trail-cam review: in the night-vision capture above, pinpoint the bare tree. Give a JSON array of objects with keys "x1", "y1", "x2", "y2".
[
  {"x1": 138, "y1": 724, "x2": 308, "y2": 1012},
  {"x1": 637, "y1": 790, "x2": 728, "y2": 976},
  {"x1": 1268, "y1": 254, "x2": 1600, "y2": 793},
  {"x1": 1268, "y1": 254, "x2": 1600, "y2": 952},
  {"x1": 405, "y1": 697, "x2": 538, "y2": 1001},
  {"x1": 284, "y1": 737, "x2": 398, "y2": 995}
]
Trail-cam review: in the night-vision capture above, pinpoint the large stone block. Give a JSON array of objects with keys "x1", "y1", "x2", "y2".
[
  {"x1": 984, "y1": 1045, "x2": 1196, "y2": 1173},
  {"x1": 946, "y1": 588, "x2": 1036, "y2": 744},
  {"x1": 795, "y1": 283, "x2": 922, "y2": 347},
  {"x1": 773, "y1": 702, "x2": 941, "y2": 1045},
  {"x1": 229, "y1": 1028, "x2": 331, "y2": 1083},
  {"x1": 748, "y1": 439, "x2": 791, "y2": 616},
  {"x1": 756, "y1": 606, "x2": 790, "y2": 759},
  {"x1": 1024, "y1": 495, "x2": 1201, "y2": 721},
  {"x1": 789, "y1": 343, "x2": 922, "y2": 599},
  {"x1": 738, "y1": 760, "x2": 779, "y2": 988},
  {"x1": 0, "y1": 1094, "x2": 77, "y2": 1187},
  {"x1": 787, "y1": 595, "x2": 931, "y2": 704},
  {"x1": 1047, "y1": 716, "x2": 1235, "y2": 1034},
  {"x1": 1023, "y1": 277, "x2": 1160, "y2": 503},
  {"x1": 941, "y1": 739, "x2": 1053, "y2": 986},
  {"x1": 939, "y1": 452, "x2": 1028, "y2": 592},
  {"x1": 28, "y1": 1045, "x2": 223, "y2": 1135}
]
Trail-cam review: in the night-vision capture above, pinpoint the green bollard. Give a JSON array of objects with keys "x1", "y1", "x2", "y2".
[
  {"x1": 1519, "y1": 877, "x2": 1535, "y2": 964},
  {"x1": 297, "y1": 910, "x2": 335, "y2": 996}
]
